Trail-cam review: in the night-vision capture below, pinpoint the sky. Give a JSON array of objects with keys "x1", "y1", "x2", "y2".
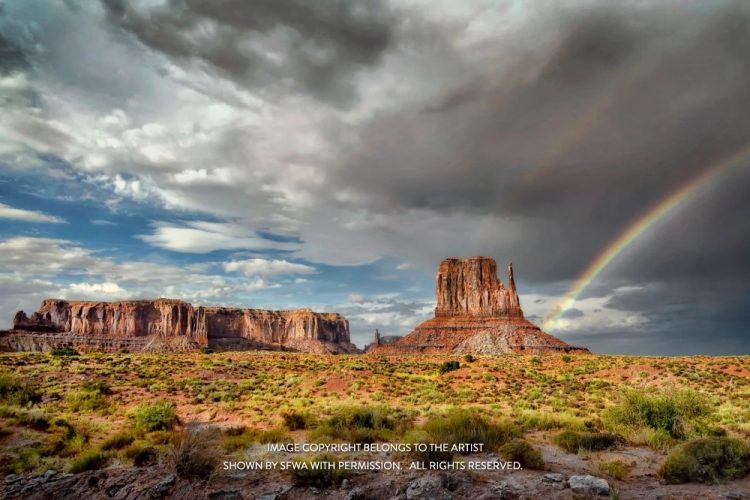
[{"x1": 1, "y1": 0, "x2": 749, "y2": 354}]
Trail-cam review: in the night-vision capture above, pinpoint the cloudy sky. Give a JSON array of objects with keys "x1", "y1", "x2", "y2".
[{"x1": 1, "y1": 0, "x2": 749, "y2": 354}]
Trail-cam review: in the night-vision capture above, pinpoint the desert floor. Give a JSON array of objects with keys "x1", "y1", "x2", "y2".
[{"x1": 1, "y1": 351, "x2": 749, "y2": 499}]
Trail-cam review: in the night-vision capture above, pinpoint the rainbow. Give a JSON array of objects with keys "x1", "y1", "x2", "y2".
[{"x1": 543, "y1": 145, "x2": 750, "y2": 331}]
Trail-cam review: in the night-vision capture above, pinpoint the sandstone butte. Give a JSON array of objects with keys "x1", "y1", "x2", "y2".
[
  {"x1": 369, "y1": 257, "x2": 590, "y2": 355},
  {"x1": 1, "y1": 299, "x2": 359, "y2": 354}
]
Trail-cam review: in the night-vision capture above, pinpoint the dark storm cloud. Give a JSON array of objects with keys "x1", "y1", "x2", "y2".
[
  {"x1": 561, "y1": 308, "x2": 584, "y2": 320},
  {"x1": 0, "y1": 32, "x2": 27, "y2": 73},
  {"x1": 551, "y1": 271, "x2": 750, "y2": 354},
  {"x1": 100, "y1": 0, "x2": 396, "y2": 105},
  {"x1": 335, "y1": 1, "x2": 750, "y2": 284},
  {"x1": 564, "y1": 282, "x2": 750, "y2": 355}
]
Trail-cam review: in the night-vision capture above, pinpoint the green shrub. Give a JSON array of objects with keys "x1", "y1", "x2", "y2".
[
  {"x1": 51, "y1": 346, "x2": 79, "y2": 357},
  {"x1": 0, "y1": 374, "x2": 41, "y2": 406},
  {"x1": 438, "y1": 361, "x2": 460, "y2": 374},
  {"x1": 604, "y1": 388, "x2": 712, "y2": 440},
  {"x1": 463, "y1": 355, "x2": 476, "y2": 363},
  {"x1": 424, "y1": 410, "x2": 520, "y2": 451},
  {"x1": 131, "y1": 400, "x2": 178, "y2": 432},
  {"x1": 554, "y1": 430, "x2": 618, "y2": 453},
  {"x1": 259, "y1": 427, "x2": 289, "y2": 444},
  {"x1": 171, "y1": 429, "x2": 219, "y2": 479},
  {"x1": 101, "y1": 432, "x2": 135, "y2": 451},
  {"x1": 515, "y1": 410, "x2": 586, "y2": 431},
  {"x1": 329, "y1": 406, "x2": 394, "y2": 431},
  {"x1": 54, "y1": 418, "x2": 76, "y2": 440},
  {"x1": 222, "y1": 427, "x2": 259, "y2": 452},
  {"x1": 282, "y1": 411, "x2": 310, "y2": 430},
  {"x1": 147, "y1": 430, "x2": 173, "y2": 445},
  {"x1": 67, "y1": 390, "x2": 109, "y2": 412},
  {"x1": 200, "y1": 347, "x2": 214, "y2": 355},
  {"x1": 125, "y1": 443, "x2": 159, "y2": 466},
  {"x1": 499, "y1": 439, "x2": 545, "y2": 470},
  {"x1": 659, "y1": 437, "x2": 750, "y2": 484},
  {"x1": 81, "y1": 381, "x2": 112, "y2": 395},
  {"x1": 12, "y1": 447, "x2": 41, "y2": 474},
  {"x1": 644, "y1": 428, "x2": 675, "y2": 451},
  {"x1": 17, "y1": 409, "x2": 50, "y2": 430},
  {"x1": 311, "y1": 405, "x2": 406, "y2": 443},
  {"x1": 597, "y1": 459, "x2": 631, "y2": 480},
  {"x1": 289, "y1": 453, "x2": 349, "y2": 488},
  {"x1": 69, "y1": 449, "x2": 108, "y2": 473}
]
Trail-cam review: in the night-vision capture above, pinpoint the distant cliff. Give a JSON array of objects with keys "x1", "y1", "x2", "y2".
[
  {"x1": 370, "y1": 257, "x2": 590, "y2": 355},
  {"x1": 4, "y1": 299, "x2": 358, "y2": 354}
]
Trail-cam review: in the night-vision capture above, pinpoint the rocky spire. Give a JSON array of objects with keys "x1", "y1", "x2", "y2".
[
  {"x1": 507, "y1": 262, "x2": 521, "y2": 313},
  {"x1": 373, "y1": 328, "x2": 381, "y2": 346}
]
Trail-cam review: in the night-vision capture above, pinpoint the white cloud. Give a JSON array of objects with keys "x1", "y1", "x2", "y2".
[
  {"x1": 0, "y1": 72, "x2": 29, "y2": 92},
  {"x1": 0, "y1": 202, "x2": 66, "y2": 224},
  {"x1": 337, "y1": 293, "x2": 436, "y2": 346},
  {"x1": 100, "y1": 108, "x2": 129, "y2": 128},
  {"x1": 521, "y1": 288, "x2": 649, "y2": 335},
  {"x1": 68, "y1": 282, "x2": 125, "y2": 294},
  {"x1": 172, "y1": 168, "x2": 235, "y2": 186},
  {"x1": 111, "y1": 174, "x2": 147, "y2": 201},
  {"x1": 223, "y1": 258, "x2": 315, "y2": 278},
  {"x1": 67, "y1": 282, "x2": 126, "y2": 297},
  {"x1": 0, "y1": 236, "x2": 284, "y2": 327},
  {"x1": 138, "y1": 220, "x2": 298, "y2": 254}
]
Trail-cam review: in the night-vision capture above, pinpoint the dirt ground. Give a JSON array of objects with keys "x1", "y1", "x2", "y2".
[{"x1": 1, "y1": 352, "x2": 749, "y2": 499}]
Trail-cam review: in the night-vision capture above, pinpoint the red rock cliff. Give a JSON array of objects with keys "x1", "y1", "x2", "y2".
[
  {"x1": 9, "y1": 299, "x2": 357, "y2": 354},
  {"x1": 372, "y1": 257, "x2": 589, "y2": 355}
]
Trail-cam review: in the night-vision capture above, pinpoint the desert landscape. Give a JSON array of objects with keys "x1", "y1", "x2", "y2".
[
  {"x1": 3, "y1": 1, "x2": 750, "y2": 498},
  {"x1": 1, "y1": 351, "x2": 749, "y2": 498},
  {"x1": 1, "y1": 258, "x2": 749, "y2": 498}
]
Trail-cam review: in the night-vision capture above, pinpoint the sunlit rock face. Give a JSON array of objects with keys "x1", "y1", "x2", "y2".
[
  {"x1": 372, "y1": 257, "x2": 590, "y2": 355},
  {"x1": 5, "y1": 299, "x2": 358, "y2": 354},
  {"x1": 435, "y1": 257, "x2": 523, "y2": 318}
]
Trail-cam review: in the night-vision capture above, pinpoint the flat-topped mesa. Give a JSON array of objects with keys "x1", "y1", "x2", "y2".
[
  {"x1": 435, "y1": 257, "x2": 522, "y2": 317},
  {"x1": 5, "y1": 298, "x2": 358, "y2": 354},
  {"x1": 370, "y1": 257, "x2": 590, "y2": 355}
]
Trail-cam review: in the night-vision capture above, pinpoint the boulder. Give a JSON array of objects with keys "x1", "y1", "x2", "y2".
[
  {"x1": 406, "y1": 475, "x2": 452, "y2": 500},
  {"x1": 568, "y1": 475, "x2": 610, "y2": 496}
]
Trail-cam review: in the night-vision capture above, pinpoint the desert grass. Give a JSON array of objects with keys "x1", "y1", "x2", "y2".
[{"x1": 0, "y1": 352, "x2": 748, "y2": 477}]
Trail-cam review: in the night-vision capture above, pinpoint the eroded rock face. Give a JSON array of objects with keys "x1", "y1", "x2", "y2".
[
  {"x1": 5, "y1": 299, "x2": 358, "y2": 354},
  {"x1": 436, "y1": 258, "x2": 522, "y2": 317},
  {"x1": 372, "y1": 257, "x2": 589, "y2": 355}
]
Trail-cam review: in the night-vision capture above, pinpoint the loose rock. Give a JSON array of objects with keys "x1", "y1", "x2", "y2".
[{"x1": 568, "y1": 475, "x2": 610, "y2": 496}]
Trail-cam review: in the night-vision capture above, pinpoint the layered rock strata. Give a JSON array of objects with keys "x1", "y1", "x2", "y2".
[
  {"x1": 2, "y1": 299, "x2": 358, "y2": 354},
  {"x1": 371, "y1": 257, "x2": 590, "y2": 355}
]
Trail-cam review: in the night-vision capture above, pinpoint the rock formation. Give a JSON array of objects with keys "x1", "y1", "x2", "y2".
[
  {"x1": 2, "y1": 299, "x2": 358, "y2": 354},
  {"x1": 363, "y1": 328, "x2": 402, "y2": 353},
  {"x1": 435, "y1": 258, "x2": 523, "y2": 318},
  {"x1": 370, "y1": 257, "x2": 589, "y2": 355}
]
